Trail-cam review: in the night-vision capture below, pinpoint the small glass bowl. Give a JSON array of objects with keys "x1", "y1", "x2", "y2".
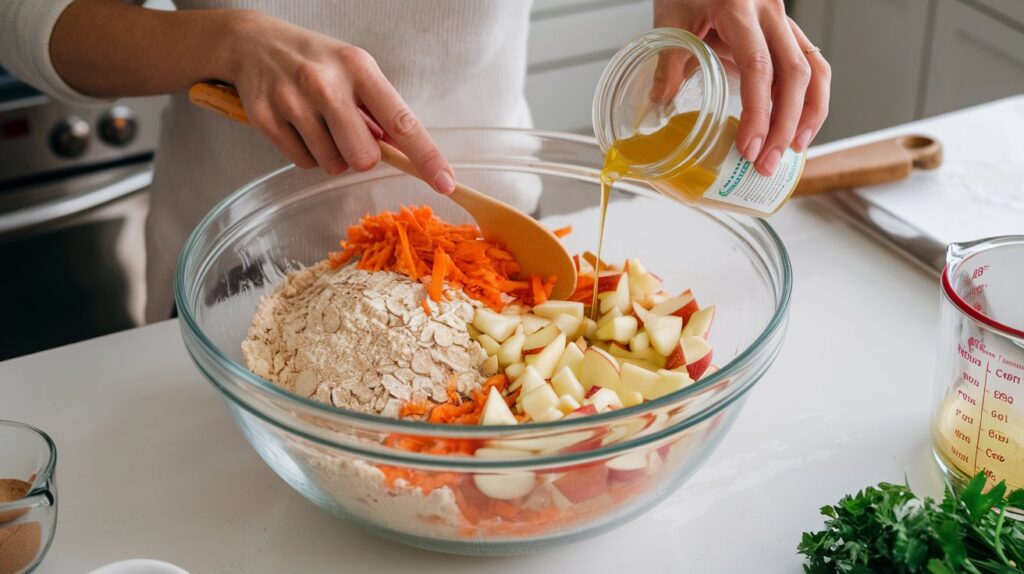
[
  {"x1": 175, "y1": 129, "x2": 791, "y2": 554},
  {"x1": 0, "y1": 421, "x2": 58, "y2": 573}
]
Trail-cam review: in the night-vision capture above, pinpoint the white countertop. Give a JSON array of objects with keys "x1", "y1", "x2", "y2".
[{"x1": 10, "y1": 99, "x2": 1020, "y2": 573}]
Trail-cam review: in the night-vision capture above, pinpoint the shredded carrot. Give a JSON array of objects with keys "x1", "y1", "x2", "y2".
[
  {"x1": 420, "y1": 297, "x2": 432, "y2": 316},
  {"x1": 552, "y1": 225, "x2": 573, "y2": 238},
  {"x1": 429, "y1": 247, "x2": 446, "y2": 302},
  {"x1": 530, "y1": 274, "x2": 547, "y2": 305},
  {"x1": 328, "y1": 206, "x2": 555, "y2": 309}
]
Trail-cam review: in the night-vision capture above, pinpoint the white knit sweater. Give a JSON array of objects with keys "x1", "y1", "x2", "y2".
[{"x1": 0, "y1": 0, "x2": 534, "y2": 321}]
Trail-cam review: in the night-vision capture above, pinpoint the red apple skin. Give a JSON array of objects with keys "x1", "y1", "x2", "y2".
[
  {"x1": 596, "y1": 272, "x2": 624, "y2": 293},
  {"x1": 673, "y1": 299, "x2": 700, "y2": 322},
  {"x1": 656, "y1": 442, "x2": 673, "y2": 462},
  {"x1": 665, "y1": 343, "x2": 686, "y2": 370},
  {"x1": 522, "y1": 346, "x2": 544, "y2": 356},
  {"x1": 553, "y1": 464, "x2": 610, "y2": 504},
  {"x1": 686, "y1": 351, "x2": 713, "y2": 380},
  {"x1": 584, "y1": 385, "x2": 603, "y2": 399},
  {"x1": 565, "y1": 403, "x2": 598, "y2": 415}
]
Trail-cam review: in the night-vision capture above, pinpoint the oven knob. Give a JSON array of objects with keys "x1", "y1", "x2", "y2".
[
  {"x1": 49, "y1": 116, "x2": 91, "y2": 158},
  {"x1": 98, "y1": 105, "x2": 138, "y2": 147}
]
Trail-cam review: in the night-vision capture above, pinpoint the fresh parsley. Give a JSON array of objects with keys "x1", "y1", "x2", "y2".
[{"x1": 798, "y1": 472, "x2": 1024, "y2": 573}]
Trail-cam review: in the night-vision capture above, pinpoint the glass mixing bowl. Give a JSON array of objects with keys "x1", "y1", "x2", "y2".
[{"x1": 175, "y1": 128, "x2": 791, "y2": 555}]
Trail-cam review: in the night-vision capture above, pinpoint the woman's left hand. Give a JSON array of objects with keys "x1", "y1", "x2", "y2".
[{"x1": 652, "y1": 0, "x2": 831, "y2": 175}]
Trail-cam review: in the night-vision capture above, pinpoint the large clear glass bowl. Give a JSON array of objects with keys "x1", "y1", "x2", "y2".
[{"x1": 175, "y1": 128, "x2": 791, "y2": 555}]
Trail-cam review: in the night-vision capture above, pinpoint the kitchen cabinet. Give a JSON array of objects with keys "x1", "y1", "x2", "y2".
[
  {"x1": 922, "y1": 0, "x2": 1024, "y2": 117},
  {"x1": 792, "y1": 0, "x2": 1024, "y2": 142},
  {"x1": 526, "y1": 0, "x2": 652, "y2": 133}
]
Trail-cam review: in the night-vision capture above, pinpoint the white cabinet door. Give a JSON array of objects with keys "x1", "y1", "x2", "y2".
[
  {"x1": 526, "y1": 1, "x2": 652, "y2": 133},
  {"x1": 923, "y1": 0, "x2": 1024, "y2": 117},
  {"x1": 805, "y1": 0, "x2": 931, "y2": 142}
]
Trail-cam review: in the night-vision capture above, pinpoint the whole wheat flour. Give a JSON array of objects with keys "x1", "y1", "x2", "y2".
[{"x1": 242, "y1": 262, "x2": 487, "y2": 417}]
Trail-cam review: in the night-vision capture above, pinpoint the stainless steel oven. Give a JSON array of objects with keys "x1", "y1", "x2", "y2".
[{"x1": 0, "y1": 66, "x2": 166, "y2": 360}]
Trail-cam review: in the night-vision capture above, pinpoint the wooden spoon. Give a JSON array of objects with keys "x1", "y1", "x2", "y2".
[
  {"x1": 794, "y1": 135, "x2": 943, "y2": 196},
  {"x1": 189, "y1": 82, "x2": 577, "y2": 299}
]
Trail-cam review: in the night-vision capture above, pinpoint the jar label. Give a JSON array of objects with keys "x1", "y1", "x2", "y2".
[{"x1": 702, "y1": 146, "x2": 805, "y2": 214}]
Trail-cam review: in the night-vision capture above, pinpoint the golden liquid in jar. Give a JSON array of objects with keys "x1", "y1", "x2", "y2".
[
  {"x1": 932, "y1": 394, "x2": 1024, "y2": 492},
  {"x1": 592, "y1": 111, "x2": 740, "y2": 317}
]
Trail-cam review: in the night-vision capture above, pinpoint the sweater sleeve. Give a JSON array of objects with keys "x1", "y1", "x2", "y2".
[{"x1": 0, "y1": 0, "x2": 109, "y2": 104}]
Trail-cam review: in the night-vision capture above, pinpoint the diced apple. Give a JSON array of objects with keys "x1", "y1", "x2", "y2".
[
  {"x1": 551, "y1": 314, "x2": 584, "y2": 339},
  {"x1": 521, "y1": 314, "x2": 552, "y2": 336},
  {"x1": 555, "y1": 394, "x2": 581, "y2": 414},
  {"x1": 565, "y1": 404, "x2": 598, "y2": 419},
  {"x1": 619, "y1": 362, "x2": 662, "y2": 400},
  {"x1": 553, "y1": 464, "x2": 609, "y2": 504},
  {"x1": 681, "y1": 305, "x2": 715, "y2": 339},
  {"x1": 523, "y1": 323, "x2": 561, "y2": 354},
  {"x1": 512, "y1": 366, "x2": 546, "y2": 396},
  {"x1": 481, "y1": 355, "x2": 499, "y2": 376},
  {"x1": 467, "y1": 324, "x2": 482, "y2": 339},
  {"x1": 595, "y1": 306, "x2": 623, "y2": 329},
  {"x1": 480, "y1": 386, "x2": 518, "y2": 425},
  {"x1": 532, "y1": 406, "x2": 565, "y2": 422},
  {"x1": 580, "y1": 347, "x2": 621, "y2": 391},
  {"x1": 584, "y1": 318, "x2": 598, "y2": 339},
  {"x1": 504, "y1": 361, "x2": 526, "y2": 382},
  {"x1": 524, "y1": 332, "x2": 567, "y2": 379},
  {"x1": 598, "y1": 272, "x2": 631, "y2": 314},
  {"x1": 680, "y1": 336, "x2": 713, "y2": 379},
  {"x1": 646, "y1": 315, "x2": 684, "y2": 356},
  {"x1": 521, "y1": 384, "x2": 559, "y2": 420},
  {"x1": 653, "y1": 369, "x2": 693, "y2": 399},
  {"x1": 473, "y1": 472, "x2": 537, "y2": 500},
  {"x1": 630, "y1": 331, "x2": 650, "y2": 352},
  {"x1": 665, "y1": 341, "x2": 686, "y2": 370},
  {"x1": 650, "y1": 290, "x2": 699, "y2": 322},
  {"x1": 627, "y1": 259, "x2": 663, "y2": 298},
  {"x1": 618, "y1": 390, "x2": 644, "y2": 408},
  {"x1": 594, "y1": 315, "x2": 638, "y2": 344},
  {"x1": 596, "y1": 271, "x2": 625, "y2": 293},
  {"x1": 606, "y1": 451, "x2": 650, "y2": 482},
  {"x1": 631, "y1": 301, "x2": 655, "y2": 328},
  {"x1": 585, "y1": 387, "x2": 623, "y2": 412},
  {"x1": 614, "y1": 357, "x2": 664, "y2": 372},
  {"x1": 551, "y1": 367, "x2": 586, "y2": 403},
  {"x1": 497, "y1": 332, "x2": 525, "y2": 367},
  {"x1": 477, "y1": 334, "x2": 501, "y2": 356},
  {"x1": 532, "y1": 300, "x2": 585, "y2": 321},
  {"x1": 472, "y1": 308, "x2": 521, "y2": 342},
  {"x1": 552, "y1": 343, "x2": 585, "y2": 379}
]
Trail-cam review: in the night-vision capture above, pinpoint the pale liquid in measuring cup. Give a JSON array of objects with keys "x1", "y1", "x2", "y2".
[{"x1": 932, "y1": 338, "x2": 1024, "y2": 490}]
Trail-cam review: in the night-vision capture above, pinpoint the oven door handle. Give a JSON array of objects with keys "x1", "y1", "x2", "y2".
[{"x1": 0, "y1": 168, "x2": 152, "y2": 237}]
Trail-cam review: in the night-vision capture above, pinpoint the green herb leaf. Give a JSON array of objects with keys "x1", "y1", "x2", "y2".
[{"x1": 798, "y1": 472, "x2": 1024, "y2": 573}]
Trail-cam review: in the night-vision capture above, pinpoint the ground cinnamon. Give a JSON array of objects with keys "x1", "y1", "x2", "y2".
[{"x1": 0, "y1": 478, "x2": 41, "y2": 574}]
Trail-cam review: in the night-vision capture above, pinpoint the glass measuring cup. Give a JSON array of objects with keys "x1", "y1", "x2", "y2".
[
  {"x1": 931, "y1": 236, "x2": 1024, "y2": 513},
  {"x1": 0, "y1": 421, "x2": 58, "y2": 574}
]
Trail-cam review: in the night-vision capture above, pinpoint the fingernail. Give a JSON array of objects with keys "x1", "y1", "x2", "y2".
[
  {"x1": 434, "y1": 171, "x2": 455, "y2": 195},
  {"x1": 794, "y1": 127, "x2": 813, "y2": 152},
  {"x1": 759, "y1": 147, "x2": 782, "y2": 176},
  {"x1": 744, "y1": 137, "x2": 763, "y2": 162}
]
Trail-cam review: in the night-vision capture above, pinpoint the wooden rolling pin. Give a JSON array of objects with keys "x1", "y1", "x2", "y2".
[{"x1": 794, "y1": 134, "x2": 943, "y2": 196}]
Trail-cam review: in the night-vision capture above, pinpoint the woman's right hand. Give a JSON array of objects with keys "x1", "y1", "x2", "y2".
[{"x1": 224, "y1": 12, "x2": 456, "y2": 193}]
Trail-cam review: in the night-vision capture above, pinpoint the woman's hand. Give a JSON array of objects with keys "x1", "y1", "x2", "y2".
[
  {"x1": 653, "y1": 0, "x2": 831, "y2": 175},
  {"x1": 224, "y1": 12, "x2": 455, "y2": 192}
]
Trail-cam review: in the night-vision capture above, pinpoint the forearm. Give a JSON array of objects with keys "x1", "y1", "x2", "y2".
[{"x1": 50, "y1": 0, "x2": 245, "y2": 97}]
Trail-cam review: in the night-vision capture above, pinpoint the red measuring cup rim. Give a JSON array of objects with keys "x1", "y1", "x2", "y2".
[{"x1": 941, "y1": 264, "x2": 1024, "y2": 339}]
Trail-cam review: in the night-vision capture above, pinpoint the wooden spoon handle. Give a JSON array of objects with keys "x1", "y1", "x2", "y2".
[{"x1": 793, "y1": 135, "x2": 943, "y2": 196}]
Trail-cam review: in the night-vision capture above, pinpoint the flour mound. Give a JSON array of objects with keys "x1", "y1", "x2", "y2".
[{"x1": 242, "y1": 262, "x2": 487, "y2": 417}]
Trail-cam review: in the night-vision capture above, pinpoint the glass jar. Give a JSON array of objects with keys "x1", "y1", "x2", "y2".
[{"x1": 593, "y1": 28, "x2": 806, "y2": 216}]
